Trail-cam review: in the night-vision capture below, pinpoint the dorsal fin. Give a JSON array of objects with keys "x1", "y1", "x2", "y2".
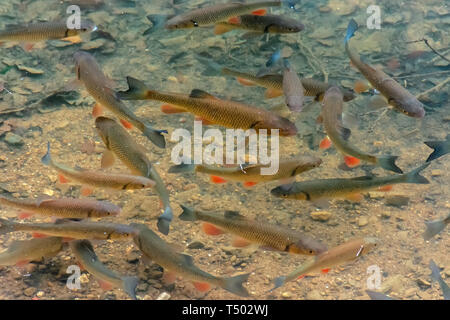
[
  {"x1": 189, "y1": 89, "x2": 216, "y2": 99},
  {"x1": 337, "y1": 125, "x2": 351, "y2": 141},
  {"x1": 224, "y1": 211, "x2": 244, "y2": 219},
  {"x1": 350, "y1": 176, "x2": 374, "y2": 181},
  {"x1": 180, "y1": 253, "x2": 194, "y2": 266}
]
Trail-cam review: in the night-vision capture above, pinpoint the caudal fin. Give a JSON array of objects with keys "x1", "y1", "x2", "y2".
[
  {"x1": 424, "y1": 219, "x2": 447, "y2": 240},
  {"x1": 345, "y1": 19, "x2": 358, "y2": 44},
  {"x1": 403, "y1": 162, "x2": 430, "y2": 184},
  {"x1": 122, "y1": 276, "x2": 139, "y2": 300},
  {"x1": 0, "y1": 218, "x2": 16, "y2": 235},
  {"x1": 143, "y1": 123, "x2": 167, "y2": 149},
  {"x1": 425, "y1": 140, "x2": 449, "y2": 162},
  {"x1": 269, "y1": 276, "x2": 287, "y2": 292},
  {"x1": 222, "y1": 273, "x2": 250, "y2": 297},
  {"x1": 117, "y1": 77, "x2": 149, "y2": 100},
  {"x1": 157, "y1": 206, "x2": 173, "y2": 235},
  {"x1": 41, "y1": 142, "x2": 52, "y2": 166},
  {"x1": 143, "y1": 15, "x2": 170, "y2": 35},
  {"x1": 178, "y1": 205, "x2": 197, "y2": 221},
  {"x1": 168, "y1": 163, "x2": 195, "y2": 173},
  {"x1": 429, "y1": 259, "x2": 450, "y2": 300},
  {"x1": 377, "y1": 156, "x2": 403, "y2": 173}
]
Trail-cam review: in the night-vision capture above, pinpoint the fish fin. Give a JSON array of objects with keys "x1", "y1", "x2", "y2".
[
  {"x1": 424, "y1": 140, "x2": 449, "y2": 162},
  {"x1": 145, "y1": 14, "x2": 170, "y2": 34},
  {"x1": 344, "y1": 19, "x2": 358, "y2": 44},
  {"x1": 180, "y1": 253, "x2": 194, "y2": 266},
  {"x1": 214, "y1": 24, "x2": 233, "y2": 35},
  {"x1": 228, "y1": 17, "x2": 240, "y2": 24},
  {"x1": 32, "y1": 232, "x2": 48, "y2": 239},
  {"x1": 119, "y1": 119, "x2": 133, "y2": 129},
  {"x1": 98, "y1": 279, "x2": 114, "y2": 291},
  {"x1": 344, "y1": 156, "x2": 361, "y2": 168},
  {"x1": 224, "y1": 211, "x2": 243, "y2": 219},
  {"x1": 15, "y1": 260, "x2": 31, "y2": 267},
  {"x1": 265, "y1": 88, "x2": 283, "y2": 99},
  {"x1": 20, "y1": 42, "x2": 34, "y2": 52},
  {"x1": 142, "y1": 122, "x2": 167, "y2": 149},
  {"x1": 92, "y1": 103, "x2": 103, "y2": 118},
  {"x1": 311, "y1": 198, "x2": 330, "y2": 209},
  {"x1": 251, "y1": 9, "x2": 266, "y2": 16},
  {"x1": 210, "y1": 175, "x2": 227, "y2": 184},
  {"x1": 377, "y1": 156, "x2": 403, "y2": 173},
  {"x1": 270, "y1": 276, "x2": 287, "y2": 292},
  {"x1": 337, "y1": 126, "x2": 351, "y2": 141},
  {"x1": 122, "y1": 276, "x2": 139, "y2": 300},
  {"x1": 41, "y1": 142, "x2": 52, "y2": 166},
  {"x1": 345, "y1": 193, "x2": 363, "y2": 202},
  {"x1": 243, "y1": 181, "x2": 258, "y2": 187},
  {"x1": 321, "y1": 268, "x2": 330, "y2": 274},
  {"x1": 279, "y1": 177, "x2": 296, "y2": 185},
  {"x1": 423, "y1": 220, "x2": 446, "y2": 240},
  {"x1": 162, "y1": 271, "x2": 177, "y2": 284},
  {"x1": 189, "y1": 89, "x2": 217, "y2": 100},
  {"x1": 319, "y1": 136, "x2": 332, "y2": 149},
  {"x1": 178, "y1": 205, "x2": 197, "y2": 221},
  {"x1": 157, "y1": 206, "x2": 173, "y2": 235},
  {"x1": 231, "y1": 236, "x2": 252, "y2": 248},
  {"x1": 236, "y1": 77, "x2": 256, "y2": 86},
  {"x1": 80, "y1": 186, "x2": 94, "y2": 197},
  {"x1": 378, "y1": 185, "x2": 393, "y2": 192},
  {"x1": 18, "y1": 212, "x2": 33, "y2": 220},
  {"x1": 202, "y1": 222, "x2": 224, "y2": 236},
  {"x1": 194, "y1": 116, "x2": 215, "y2": 126},
  {"x1": 193, "y1": 282, "x2": 211, "y2": 292},
  {"x1": 168, "y1": 163, "x2": 195, "y2": 173},
  {"x1": 101, "y1": 150, "x2": 115, "y2": 169},
  {"x1": 160, "y1": 104, "x2": 187, "y2": 114},
  {"x1": 404, "y1": 162, "x2": 430, "y2": 184},
  {"x1": 116, "y1": 76, "x2": 149, "y2": 100},
  {"x1": 62, "y1": 35, "x2": 82, "y2": 44},
  {"x1": 58, "y1": 173, "x2": 70, "y2": 184},
  {"x1": 354, "y1": 80, "x2": 370, "y2": 93},
  {"x1": 222, "y1": 273, "x2": 250, "y2": 297}
]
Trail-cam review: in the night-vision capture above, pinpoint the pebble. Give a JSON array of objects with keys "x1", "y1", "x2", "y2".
[
  {"x1": 381, "y1": 275, "x2": 403, "y2": 293},
  {"x1": 416, "y1": 278, "x2": 431, "y2": 288},
  {"x1": 385, "y1": 195, "x2": 409, "y2": 207},
  {"x1": 36, "y1": 291, "x2": 44, "y2": 298},
  {"x1": 156, "y1": 292, "x2": 171, "y2": 300},
  {"x1": 310, "y1": 210, "x2": 332, "y2": 222},
  {"x1": 24, "y1": 287, "x2": 37, "y2": 297},
  {"x1": 358, "y1": 216, "x2": 369, "y2": 227},
  {"x1": 4, "y1": 132, "x2": 24, "y2": 146},
  {"x1": 431, "y1": 170, "x2": 442, "y2": 177},
  {"x1": 281, "y1": 291, "x2": 291, "y2": 298},
  {"x1": 306, "y1": 290, "x2": 322, "y2": 300},
  {"x1": 187, "y1": 241, "x2": 205, "y2": 249},
  {"x1": 382, "y1": 212, "x2": 391, "y2": 219},
  {"x1": 79, "y1": 273, "x2": 90, "y2": 284}
]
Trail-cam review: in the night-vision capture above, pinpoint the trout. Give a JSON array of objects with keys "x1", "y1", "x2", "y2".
[{"x1": 424, "y1": 134, "x2": 449, "y2": 162}]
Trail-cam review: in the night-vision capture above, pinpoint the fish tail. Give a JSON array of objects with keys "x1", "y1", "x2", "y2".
[
  {"x1": 168, "y1": 163, "x2": 195, "y2": 173},
  {"x1": 122, "y1": 276, "x2": 139, "y2": 300},
  {"x1": 377, "y1": 156, "x2": 403, "y2": 173},
  {"x1": 157, "y1": 206, "x2": 173, "y2": 235},
  {"x1": 117, "y1": 76, "x2": 150, "y2": 100},
  {"x1": 0, "y1": 218, "x2": 16, "y2": 235},
  {"x1": 345, "y1": 19, "x2": 358, "y2": 44},
  {"x1": 178, "y1": 205, "x2": 197, "y2": 221},
  {"x1": 144, "y1": 15, "x2": 168, "y2": 35},
  {"x1": 222, "y1": 273, "x2": 250, "y2": 297},
  {"x1": 424, "y1": 140, "x2": 448, "y2": 162},
  {"x1": 423, "y1": 219, "x2": 446, "y2": 240},
  {"x1": 403, "y1": 162, "x2": 430, "y2": 184},
  {"x1": 269, "y1": 276, "x2": 287, "y2": 292},
  {"x1": 41, "y1": 141, "x2": 52, "y2": 166},
  {"x1": 142, "y1": 122, "x2": 167, "y2": 149}
]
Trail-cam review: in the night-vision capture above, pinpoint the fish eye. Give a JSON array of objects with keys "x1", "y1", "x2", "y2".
[{"x1": 191, "y1": 20, "x2": 199, "y2": 27}]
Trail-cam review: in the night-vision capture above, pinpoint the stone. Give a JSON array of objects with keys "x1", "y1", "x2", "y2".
[
  {"x1": 311, "y1": 210, "x2": 332, "y2": 221},
  {"x1": 358, "y1": 216, "x2": 369, "y2": 227},
  {"x1": 306, "y1": 290, "x2": 322, "y2": 300},
  {"x1": 385, "y1": 195, "x2": 409, "y2": 207},
  {"x1": 4, "y1": 132, "x2": 24, "y2": 146},
  {"x1": 24, "y1": 287, "x2": 37, "y2": 297},
  {"x1": 187, "y1": 241, "x2": 205, "y2": 249},
  {"x1": 156, "y1": 292, "x2": 171, "y2": 300},
  {"x1": 281, "y1": 291, "x2": 291, "y2": 298},
  {"x1": 381, "y1": 275, "x2": 403, "y2": 293}
]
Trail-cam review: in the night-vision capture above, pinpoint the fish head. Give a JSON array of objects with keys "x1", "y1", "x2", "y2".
[
  {"x1": 165, "y1": 16, "x2": 198, "y2": 29},
  {"x1": 254, "y1": 117, "x2": 297, "y2": 137},
  {"x1": 272, "y1": 19, "x2": 305, "y2": 33},
  {"x1": 288, "y1": 237, "x2": 328, "y2": 255},
  {"x1": 73, "y1": 51, "x2": 94, "y2": 79},
  {"x1": 95, "y1": 116, "x2": 116, "y2": 146},
  {"x1": 391, "y1": 97, "x2": 425, "y2": 118},
  {"x1": 324, "y1": 86, "x2": 344, "y2": 102},
  {"x1": 66, "y1": 20, "x2": 97, "y2": 36},
  {"x1": 292, "y1": 156, "x2": 322, "y2": 175},
  {"x1": 125, "y1": 177, "x2": 156, "y2": 190},
  {"x1": 358, "y1": 237, "x2": 380, "y2": 256},
  {"x1": 270, "y1": 184, "x2": 304, "y2": 199},
  {"x1": 342, "y1": 88, "x2": 356, "y2": 102},
  {"x1": 93, "y1": 201, "x2": 121, "y2": 217}
]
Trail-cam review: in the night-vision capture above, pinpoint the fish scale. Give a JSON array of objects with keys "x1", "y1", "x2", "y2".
[{"x1": 0, "y1": 22, "x2": 71, "y2": 41}]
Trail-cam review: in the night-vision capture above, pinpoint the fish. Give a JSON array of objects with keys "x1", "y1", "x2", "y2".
[
  {"x1": 0, "y1": 194, "x2": 120, "y2": 219},
  {"x1": 429, "y1": 259, "x2": 450, "y2": 300},
  {"x1": 0, "y1": 237, "x2": 63, "y2": 267},
  {"x1": 344, "y1": 19, "x2": 425, "y2": 118},
  {"x1": 179, "y1": 206, "x2": 327, "y2": 255},
  {"x1": 214, "y1": 14, "x2": 304, "y2": 35},
  {"x1": 270, "y1": 162, "x2": 430, "y2": 202},
  {"x1": 424, "y1": 134, "x2": 449, "y2": 162},
  {"x1": 70, "y1": 240, "x2": 138, "y2": 299},
  {"x1": 0, "y1": 20, "x2": 97, "y2": 45},
  {"x1": 0, "y1": 218, "x2": 135, "y2": 241},
  {"x1": 95, "y1": 117, "x2": 173, "y2": 235},
  {"x1": 169, "y1": 156, "x2": 322, "y2": 186},
  {"x1": 41, "y1": 142, "x2": 156, "y2": 195},
  {"x1": 117, "y1": 77, "x2": 297, "y2": 136},
  {"x1": 73, "y1": 51, "x2": 167, "y2": 148},
  {"x1": 221, "y1": 67, "x2": 355, "y2": 101},
  {"x1": 271, "y1": 237, "x2": 379, "y2": 291},
  {"x1": 165, "y1": 1, "x2": 285, "y2": 29},
  {"x1": 365, "y1": 290, "x2": 397, "y2": 300},
  {"x1": 265, "y1": 49, "x2": 282, "y2": 68},
  {"x1": 131, "y1": 223, "x2": 250, "y2": 297},
  {"x1": 319, "y1": 86, "x2": 402, "y2": 173},
  {"x1": 282, "y1": 59, "x2": 305, "y2": 112},
  {"x1": 423, "y1": 213, "x2": 450, "y2": 240}
]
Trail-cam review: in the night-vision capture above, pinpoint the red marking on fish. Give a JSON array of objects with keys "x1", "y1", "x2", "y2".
[
  {"x1": 378, "y1": 185, "x2": 393, "y2": 192},
  {"x1": 319, "y1": 137, "x2": 332, "y2": 149},
  {"x1": 58, "y1": 174, "x2": 69, "y2": 184},
  {"x1": 202, "y1": 222, "x2": 224, "y2": 236},
  {"x1": 18, "y1": 212, "x2": 33, "y2": 220},
  {"x1": 251, "y1": 9, "x2": 266, "y2": 16},
  {"x1": 243, "y1": 181, "x2": 257, "y2": 187},
  {"x1": 321, "y1": 268, "x2": 330, "y2": 274},
  {"x1": 92, "y1": 103, "x2": 103, "y2": 118},
  {"x1": 32, "y1": 232, "x2": 48, "y2": 239},
  {"x1": 344, "y1": 156, "x2": 360, "y2": 167},
  {"x1": 193, "y1": 281, "x2": 211, "y2": 292},
  {"x1": 228, "y1": 17, "x2": 240, "y2": 24},
  {"x1": 80, "y1": 186, "x2": 93, "y2": 197},
  {"x1": 236, "y1": 77, "x2": 255, "y2": 86},
  {"x1": 160, "y1": 104, "x2": 186, "y2": 114},
  {"x1": 98, "y1": 279, "x2": 113, "y2": 291},
  {"x1": 120, "y1": 119, "x2": 133, "y2": 129},
  {"x1": 231, "y1": 237, "x2": 251, "y2": 248},
  {"x1": 210, "y1": 175, "x2": 226, "y2": 184}
]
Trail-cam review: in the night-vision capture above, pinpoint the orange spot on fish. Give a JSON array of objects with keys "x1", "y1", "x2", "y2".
[
  {"x1": 378, "y1": 185, "x2": 393, "y2": 192},
  {"x1": 297, "y1": 275, "x2": 305, "y2": 280},
  {"x1": 354, "y1": 80, "x2": 369, "y2": 93},
  {"x1": 98, "y1": 279, "x2": 113, "y2": 291},
  {"x1": 193, "y1": 281, "x2": 211, "y2": 292},
  {"x1": 194, "y1": 116, "x2": 214, "y2": 126},
  {"x1": 160, "y1": 104, "x2": 186, "y2": 114},
  {"x1": 228, "y1": 16, "x2": 240, "y2": 24},
  {"x1": 214, "y1": 24, "x2": 233, "y2": 35},
  {"x1": 62, "y1": 35, "x2": 82, "y2": 44},
  {"x1": 21, "y1": 42, "x2": 34, "y2": 52},
  {"x1": 344, "y1": 156, "x2": 360, "y2": 167},
  {"x1": 319, "y1": 137, "x2": 331, "y2": 149},
  {"x1": 243, "y1": 181, "x2": 257, "y2": 187},
  {"x1": 80, "y1": 186, "x2": 94, "y2": 197},
  {"x1": 31, "y1": 297, "x2": 39, "y2": 300},
  {"x1": 15, "y1": 260, "x2": 30, "y2": 267},
  {"x1": 120, "y1": 119, "x2": 133, "y2": 129},
  {"x1": 264, "y1": 88, "x2": 283, "y2": 99},
  {"x1": 58, "y1": 174, "x2": 69, "y2": 184},
  {"x1": 231, "y1": 237, "x2": 251, "y2": 248},
  {"x1": 251, "y1": 9, "x2": 266, "y2": 16},
  {"x1": 202, "y1": 222, "x2": 224, "y2": 236},
  {"x1": 162, "y1": 271, "x2": 177, "y2": 284},
  {"x1": 210, "y1": 175, "x2": 226, "y2": 184},
  {"x1": 77, "y1": 262, "x2": 85, "y2": 271},
  {"x1": 236, "y1": 77, "x2": 255, "y2": 86},
  {"x1": 18, "y1": 212, "x2": 33, "y2": 220},
  {"x1": 345, "y1": 193, "x2": 363, "y2": 202},
  {"x1": 321, "y1": 268, "x2": 330, "y2": 274},
  {"x1": 92, "y1": 103, "x2": 103, "y2": 118},
  {"x1": 32, "y1": 232, "x2": 48, "y2": 239}
]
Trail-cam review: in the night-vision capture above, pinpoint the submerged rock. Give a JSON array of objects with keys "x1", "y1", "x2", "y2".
[{"x1": 4, "y1": 132, "x2": 24, "y2": 146}]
